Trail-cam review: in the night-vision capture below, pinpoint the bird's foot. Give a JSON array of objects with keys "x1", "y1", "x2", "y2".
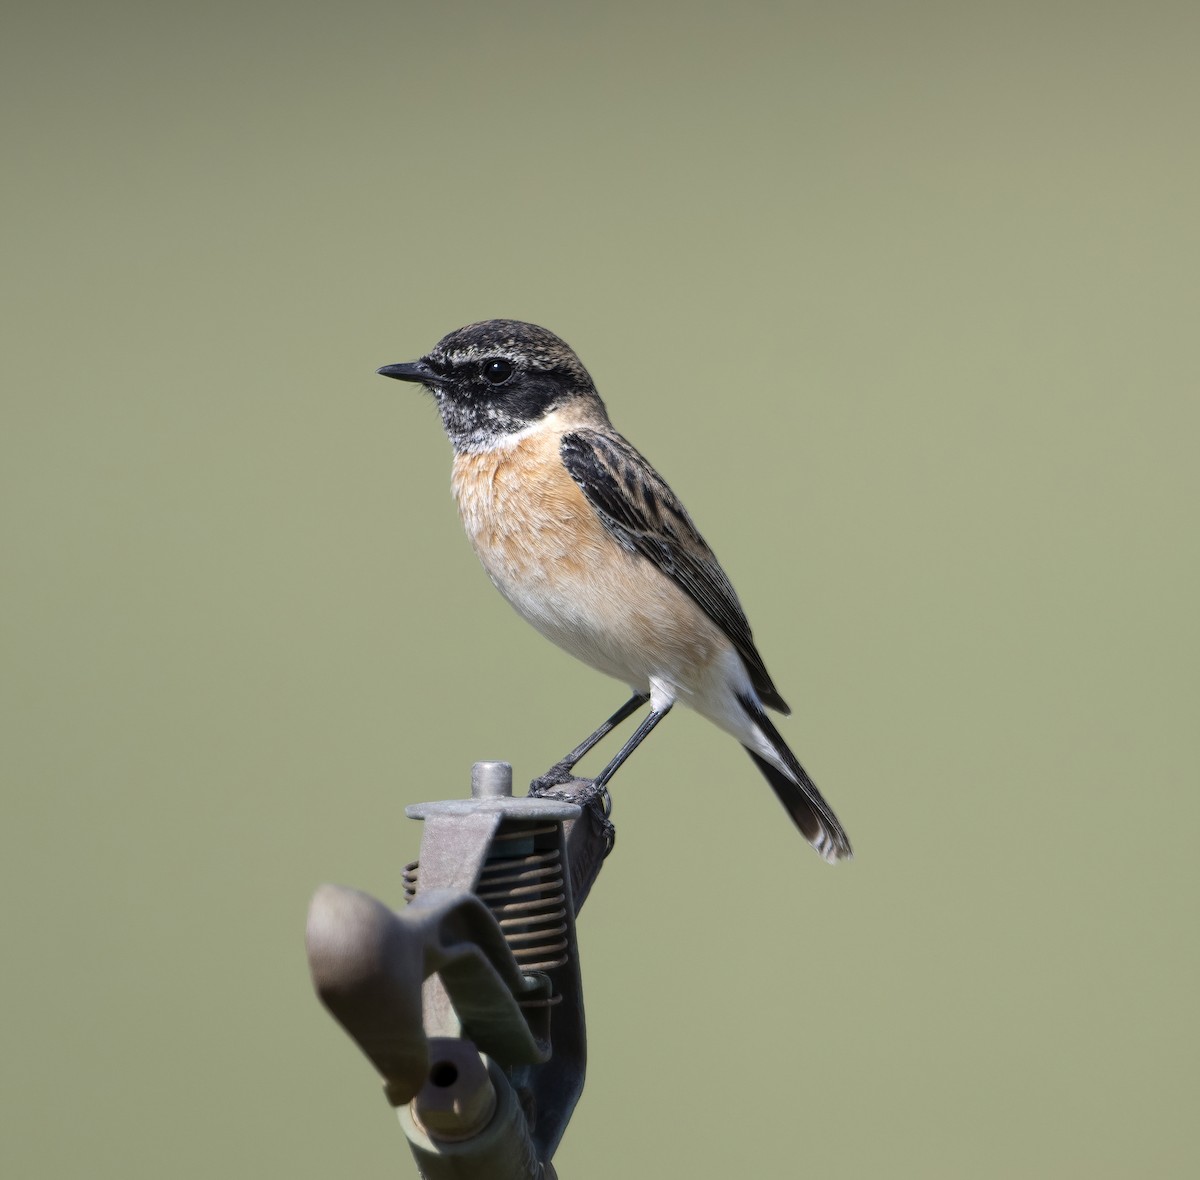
[
  {"x1": 529, "y1": 772, "x2": 616, "y2": 859},
  {"x1": 528, "y1": 761, "x2": 578, "y2": 794},
  {"x1": 529, "y1": 767, "x2": 614, "y2": 824}
]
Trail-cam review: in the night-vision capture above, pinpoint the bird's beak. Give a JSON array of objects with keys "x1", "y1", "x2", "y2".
[{"x1": 376, "y1": 360, "x2": 440, "y2": 385}]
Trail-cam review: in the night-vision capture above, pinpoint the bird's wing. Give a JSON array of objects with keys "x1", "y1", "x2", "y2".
[{"x1": 560, "y1": 429, "x2": 790, "y2": 714}]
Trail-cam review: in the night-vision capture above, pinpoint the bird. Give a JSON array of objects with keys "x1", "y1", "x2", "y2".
[{"x1": 377, "y1": 320, "x2": 852, "y2": 862}]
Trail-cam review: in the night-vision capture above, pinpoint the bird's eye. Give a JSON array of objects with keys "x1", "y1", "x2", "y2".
[{"x1": 482, "y1": 358, "x2": 514, "y2": 385}]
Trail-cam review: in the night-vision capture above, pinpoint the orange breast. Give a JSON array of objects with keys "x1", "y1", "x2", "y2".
[
  {"x1": 449, "y1": 418, "x2": 734, "y2": 697},
  {"x1": 451, "y1": 426, "x2": 608, "y2": 588}
]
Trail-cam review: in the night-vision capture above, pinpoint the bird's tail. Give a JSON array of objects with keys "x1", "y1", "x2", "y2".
[{"x1": 738, "y1": 693, "x2": 853, "y2": 863}]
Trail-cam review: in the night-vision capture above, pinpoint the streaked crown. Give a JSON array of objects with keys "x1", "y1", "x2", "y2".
[{"x1": 378, "y1": 319, "x2": 605, "y2": 451}]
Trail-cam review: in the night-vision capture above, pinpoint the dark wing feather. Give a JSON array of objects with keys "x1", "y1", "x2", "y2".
[{"x1": 560, "y1": 429, "x2": 790, "y2": 714}]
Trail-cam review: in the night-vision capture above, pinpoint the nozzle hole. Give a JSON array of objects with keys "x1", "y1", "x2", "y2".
[{"x1": 430, "y1": 1061, "x2": 459, "y2": 1088}]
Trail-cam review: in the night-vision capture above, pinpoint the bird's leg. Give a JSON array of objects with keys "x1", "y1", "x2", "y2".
[
  {"x1": 591, "y1": 703, "x2": 673, "y2": 791},
  {"x1": 530, "y1": 691, "x2": 650, "y2": 790}
]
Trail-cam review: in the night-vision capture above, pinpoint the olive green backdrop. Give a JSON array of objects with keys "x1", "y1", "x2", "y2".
[{"x1": 4, "y1": 2, "x2": 1197, "y2": 1176}]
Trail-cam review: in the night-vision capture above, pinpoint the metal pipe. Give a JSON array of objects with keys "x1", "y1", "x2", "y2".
[{"x1": 399, "y1": 1050, "x2": 546, "y2": 1179}]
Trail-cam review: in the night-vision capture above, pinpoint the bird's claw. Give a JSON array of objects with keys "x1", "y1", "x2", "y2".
[
  {"x1": 528, "y1": 772, "x2": 617, "y2": 858},
  {"x1": 528, "y1": 761, "x2": 577, "y2": 794},
  {"x1": 528, "y1": 767, "x2": 613, "y2": 823}
]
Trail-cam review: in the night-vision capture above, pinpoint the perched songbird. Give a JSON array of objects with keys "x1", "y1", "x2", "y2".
[{"x1": 378, "y1": 320, "x2": 852, "y2": 862}]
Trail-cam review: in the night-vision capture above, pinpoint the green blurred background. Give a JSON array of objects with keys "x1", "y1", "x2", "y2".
[{"x1": 4, "y1": 2, "x2": 1198, "y2": 1176}]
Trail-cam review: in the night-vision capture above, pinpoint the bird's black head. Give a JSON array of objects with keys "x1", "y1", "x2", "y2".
[{"x1": 377, "y1": 319, "x2": 603, "y2": 451}]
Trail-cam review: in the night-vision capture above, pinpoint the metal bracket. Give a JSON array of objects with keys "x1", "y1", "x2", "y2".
[{"x1": 306, "y1": 762, "x2": 613, "y2": 1177}]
